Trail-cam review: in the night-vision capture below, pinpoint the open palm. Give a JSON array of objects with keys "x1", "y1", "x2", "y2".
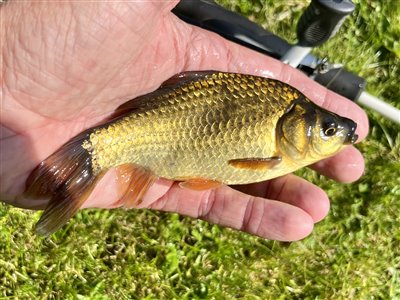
[{"x1": 1, "y1": 2, "x2": 368, "y2": 241}]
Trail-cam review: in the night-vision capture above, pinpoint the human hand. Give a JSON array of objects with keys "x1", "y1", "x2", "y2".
[{"x1": 1, "y1": 2, "x2": 368, "y2": 241}]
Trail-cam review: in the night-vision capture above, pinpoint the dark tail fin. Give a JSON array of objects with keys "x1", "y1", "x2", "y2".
[{"x1": 23, "y1": 131, "x2": 104, "y2": 236}]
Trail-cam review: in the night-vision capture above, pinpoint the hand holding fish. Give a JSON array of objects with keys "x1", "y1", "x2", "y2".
[{"x1": 1, "y1": 2, "x2": 368, "y2": 241}]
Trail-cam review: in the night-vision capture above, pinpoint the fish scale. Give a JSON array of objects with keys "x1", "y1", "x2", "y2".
[
  {"x1": 84, "y1": 72, "x2": 298, "y2": 184},
  {"x1": 25, "y1": 71, "x2": 358, "y2": 235}
]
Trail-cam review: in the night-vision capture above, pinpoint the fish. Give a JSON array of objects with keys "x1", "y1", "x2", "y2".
[{"x1": 22, "y1": 71, "x2": 358, "y2": 236}]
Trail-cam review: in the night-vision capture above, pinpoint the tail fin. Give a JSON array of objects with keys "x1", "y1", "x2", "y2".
[{"x1": 23, "y1": 131, "x2": 104, "y2": 236}]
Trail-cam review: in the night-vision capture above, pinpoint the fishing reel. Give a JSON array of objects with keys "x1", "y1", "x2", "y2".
[{"x1": 173, "y1": 0, "x2": 399, "y2": 124}]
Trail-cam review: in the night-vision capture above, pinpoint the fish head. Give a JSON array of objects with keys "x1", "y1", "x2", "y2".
[{"x1": 277, "y1": 96, "x2": 358, "y2": 164}]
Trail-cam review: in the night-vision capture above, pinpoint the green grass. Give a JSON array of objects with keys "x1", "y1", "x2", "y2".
[{"x1": 1, "y1": 0, "x2": 399, "y2": 298}]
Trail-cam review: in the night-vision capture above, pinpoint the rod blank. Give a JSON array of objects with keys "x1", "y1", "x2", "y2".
[{"x1": 358, "y1": 92, "x2": 400, "y2": 124}]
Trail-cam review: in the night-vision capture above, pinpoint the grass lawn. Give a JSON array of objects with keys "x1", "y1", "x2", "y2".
[{"x1": 1, "y1": 0, "x2": 399, "y2": 298}]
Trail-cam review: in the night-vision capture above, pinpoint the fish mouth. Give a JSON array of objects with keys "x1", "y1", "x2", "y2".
[
  {"x1": 344, "y1": 120, "x2": 358, "y2": 145},
  {"x1": 346, "y1": 133, "x2": 358, "y2": 144}
]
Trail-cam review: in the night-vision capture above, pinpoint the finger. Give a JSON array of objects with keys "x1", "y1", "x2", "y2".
[
  {"x1": 79, "y1": 168, "x2": 320, "y2": 241},
  {"x1": 310, "y1": 146, "x2": 365, "y2": 183},
  {"x1": 149, "y1": 184, "x2": 314, "y2": 242},
  {"x1": 81, "y1": 170, "x2": 318, "y2": 242},
  {"x1": 1, "y1": 193, "x2": 48, "y2": 210},
  {"x1": 233, "y1": 174, "x2": 330, "y2": 223},
  {"x1": 172, "y1": 20, "x2": 369, "y2": 140}
]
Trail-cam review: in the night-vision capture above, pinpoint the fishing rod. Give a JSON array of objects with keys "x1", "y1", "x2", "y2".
[{"x1": 173, "y1": 0, "x2": 400, "y2": 124}]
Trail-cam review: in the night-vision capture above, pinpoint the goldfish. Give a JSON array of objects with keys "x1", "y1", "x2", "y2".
[{"x1": 23, "y1": 71, "x2": 358, "y2": 235}]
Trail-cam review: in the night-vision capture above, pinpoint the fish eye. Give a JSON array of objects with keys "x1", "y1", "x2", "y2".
[{"x1": 322, "y1": 121, "x2": 337, "y2": 136}]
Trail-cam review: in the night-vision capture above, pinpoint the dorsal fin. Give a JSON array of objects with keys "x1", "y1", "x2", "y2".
[
  {"x1": 160, "y1": 70, "x2": 218, "y2": 88},
  {"x1": 112, "y1": 71, "x2": 219, "y2": 118}
]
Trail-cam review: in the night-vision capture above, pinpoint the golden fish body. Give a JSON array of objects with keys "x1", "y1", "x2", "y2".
[
  {"x1": 24, "y1": 71, "x2": 358, "y2": 235},
  {"x1": 85, "y1": 72, "x2": 301, "y2": 184}
]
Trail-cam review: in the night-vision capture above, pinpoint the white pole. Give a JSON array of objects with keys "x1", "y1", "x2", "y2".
[
  {"x1": 358, "y1": 92, "x2": 400, "y2": 124},
  {"x1": 281, "y1": 46, "x2": 312, "y2": 68}
]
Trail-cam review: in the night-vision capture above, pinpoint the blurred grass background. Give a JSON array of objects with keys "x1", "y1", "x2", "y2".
[{"x1": 1, "y1": 0, "x2": 399, "y2": 298}]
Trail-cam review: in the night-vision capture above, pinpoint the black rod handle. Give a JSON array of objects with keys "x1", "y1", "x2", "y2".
[
  {"x1": 173, "y1": 0, "x2": 291, "y2": 58},
  {"x1": 297, "y1": 0, "x2": 355, "y2": 47}
]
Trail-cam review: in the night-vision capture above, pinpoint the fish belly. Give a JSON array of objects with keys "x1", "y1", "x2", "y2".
[{"x1": 90, "y1": 110, "x2": 280, "y2": 184}]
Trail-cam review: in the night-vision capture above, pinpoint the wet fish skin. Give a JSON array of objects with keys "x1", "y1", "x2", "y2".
[
  {"x1": 84, "y1": 72, "x2": 304, "y2": 184},
  {"x1": 22, "y1": 71, "x2": 358, "y2": 235}
]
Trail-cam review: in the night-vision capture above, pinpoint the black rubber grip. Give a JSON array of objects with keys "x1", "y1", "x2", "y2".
[
  {"x1": 314, "y1": 67, "x2": 365, "y2": 101},
  {"x1": 297, "y1": 0, "x2": 355, "y2": 47},
  {"x1": 173, "y1": 0, "x2": 292, "y2": 58}
]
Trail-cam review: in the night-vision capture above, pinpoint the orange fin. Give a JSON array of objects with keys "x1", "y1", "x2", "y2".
[
  {"x1": 179, "y1": 178, "x2": 222, "y2": 191},
  {"x1": 228, "y1": 157, "x2": 282, "y2": 171},
  {"x1": 116, "y1": 164, "x2": 157, "y2": 208},
  {"x1": 23, "y1": 129, "x2": 105, "y2": 236}
]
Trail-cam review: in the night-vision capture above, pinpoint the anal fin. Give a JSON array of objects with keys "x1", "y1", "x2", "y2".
[{"x1": 116, "y1": 164, "x2": 157, "y2": 208}]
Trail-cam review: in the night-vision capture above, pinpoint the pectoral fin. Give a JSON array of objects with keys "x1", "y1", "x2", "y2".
[
  {"x1": 116, "y1": 164, "x2": 158, "y2": 208},
  {"x1": 228, "y1": 157, "x2": 282, "y2": 171},
  {"x1": 178, "y1": 177, "x2": 222, "y2": 191}
]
